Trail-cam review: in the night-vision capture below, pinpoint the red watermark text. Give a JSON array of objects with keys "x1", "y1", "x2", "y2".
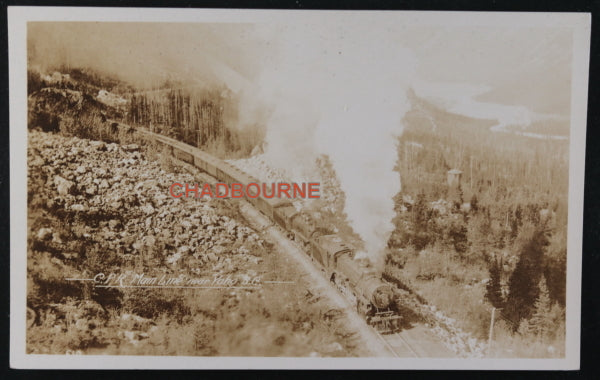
[{"x1": 170, "y1": 182, "x2": 320, "y2": 199}]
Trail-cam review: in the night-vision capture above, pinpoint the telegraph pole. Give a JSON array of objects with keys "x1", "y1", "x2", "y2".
[{"x1": 487, "y1": 307, "x2": 496, "y2": 357}]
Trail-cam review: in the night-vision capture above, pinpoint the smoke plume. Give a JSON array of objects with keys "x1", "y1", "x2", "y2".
[{"x1": 251, "y1": 21, "x2": 416, "y2": 269}]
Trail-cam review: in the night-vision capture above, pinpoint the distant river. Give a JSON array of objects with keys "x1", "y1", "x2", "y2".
[{"x1": 413, "y1": 81, "x2": 569, "y2": 141}]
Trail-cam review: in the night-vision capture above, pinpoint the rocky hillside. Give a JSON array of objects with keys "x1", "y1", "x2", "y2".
[{"x1": 27, "y1": 130, "x2": 359, "y2": 356}]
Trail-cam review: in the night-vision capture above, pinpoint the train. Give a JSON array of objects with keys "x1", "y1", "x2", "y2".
[{"x1": 118, "y1": 122, "x2": 402, "y2": 334}]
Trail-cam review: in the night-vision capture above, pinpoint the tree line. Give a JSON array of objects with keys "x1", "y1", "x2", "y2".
[
  {"x1": 127, "y1": 87, "x2": 263, "y2": 158},
  {"x1": 386, "y1": 93, "x2": 568, "y2": 344}
]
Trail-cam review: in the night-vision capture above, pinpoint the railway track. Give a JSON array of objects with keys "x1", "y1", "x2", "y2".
[
  {"x1": 377, "y1": 331, "x2": 420, "y2": 358},
  {"x1": 166, "y1": 155, "x2": 401, "y2": 357},
  {"x1": 116, "y1": 121, "x2": 456, "y2": 358},
  {"x1": 176, "y1": 154, "x2": 456, "y2": 358}
]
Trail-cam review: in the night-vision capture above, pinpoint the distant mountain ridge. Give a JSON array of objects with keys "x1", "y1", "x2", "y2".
[
  {"x1": 404, "y1": 88, "x2": 496, "y2": 136},
  {"x1": 405, "y1": 87, "x2": 569, "y2": 140}
]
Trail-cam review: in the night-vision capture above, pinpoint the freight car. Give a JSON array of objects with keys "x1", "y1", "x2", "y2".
[{"x1": 123, "y1": 123, "x2": 402, "y2": 333}]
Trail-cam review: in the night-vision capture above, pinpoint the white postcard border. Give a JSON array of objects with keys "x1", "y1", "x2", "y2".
[{"x1": 8, "y1": 6, "x2": 591, "y2": 370}]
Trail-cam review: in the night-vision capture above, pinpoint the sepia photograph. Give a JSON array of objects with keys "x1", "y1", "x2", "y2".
[{"x1": 9, "y1": 7, "x2": 590, "y2": 369}]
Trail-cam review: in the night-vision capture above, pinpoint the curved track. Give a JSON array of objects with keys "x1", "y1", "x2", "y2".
[{"x1": 117, "y1": 122, "x2": 456, "y2": 358}]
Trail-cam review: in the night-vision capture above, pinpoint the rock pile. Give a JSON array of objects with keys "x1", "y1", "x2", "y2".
[
  {"x1": 395, "y1": 291, "x2": 487, "y2": 358},
  {"x1": 420, "y1": 303, "x2": 487, "y2": 358},
  {"x1": 28, "y1": 130, "x2": 265, "y2": 275}
]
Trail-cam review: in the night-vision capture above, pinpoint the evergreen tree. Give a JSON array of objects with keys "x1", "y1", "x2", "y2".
[
  {"x1": 510, "y1": 208, "x2": 520, "y2": 241},
  {"x1": 449, "y1": 182, "x2": 464, "y2": 211},
  {"x1": 449, "y1": 220, "x2": 469, "y2": 255},
  {"x1": 504, "y1": 226, "x2": 549, "y2": 327},
  {"x1": 470, "y1": 193, "x2": 479, "y2": 213},
  {"x1": 412, "y1": 192, "x2": 428, "y2": 233},
  {"x1": 485, "y1": 258, "x2": 504, "y2": 308},
  {"x1": 466, "y1": 211, "x2": 492, "y2": 258},
  {"x1": 411, "y1": 192, "x2": 429, "y2": 249},
  {"x1": 544, "y1": 230, "x2": 567, "y2": 306},
  {"x1": 457, "y1": 182, "x2": 464, "y2": 205},
  {"x1": 547, "y1": 302, "x2": 566, "y2": 341},
  {"x1": 528, "y1": 275, "x2": 553, "y2": 338}
]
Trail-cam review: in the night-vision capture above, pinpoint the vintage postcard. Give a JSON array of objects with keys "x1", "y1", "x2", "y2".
[{"x1": 9, "y1": 7, "x2": 590, "y2": 369}]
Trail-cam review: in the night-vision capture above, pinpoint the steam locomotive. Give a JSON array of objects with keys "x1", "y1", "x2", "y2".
[{"x1": 131, "y1": 125, "x2": 402, "y2": 333}]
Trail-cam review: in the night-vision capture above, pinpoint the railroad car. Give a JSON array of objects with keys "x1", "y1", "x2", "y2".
[{"x1": 116, "y1": 122, "x2": 402, "y2": 333}]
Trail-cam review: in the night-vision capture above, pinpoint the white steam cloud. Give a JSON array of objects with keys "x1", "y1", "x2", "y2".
[{"x1": 250, "y1": 21, "x2": 417, "y2": 268}]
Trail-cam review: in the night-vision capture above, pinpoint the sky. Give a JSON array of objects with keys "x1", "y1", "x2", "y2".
[
  {"x1": 403, "y1": 26, "x2": 572, "y2": 116},
  {"x1": 28, "y1": 21, "x2": 573, "y2": 117}
]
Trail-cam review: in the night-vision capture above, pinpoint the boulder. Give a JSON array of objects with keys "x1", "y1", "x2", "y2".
[
  {"x1": 140, "y1": 204, "x2": 155, "y2": 215},
  {"x1": 109, "y1": 200, "x2": 123, "y2": 210},
  {"x1": 89, "y1": 141, "x2": 106, "y2": 151},
  {"x1": 71, "y1": 204, "x2": 88, "y2": 212},
  {"x1": 30, "y1": 156, "x2": 45, "y2": 167},
  {"x1": 207, "y1": 251, "x2": 218, "y2": 262},
  {"x1": 122, "y1": 144, "x2": 140, "y2": 152},
  {"x1": 54, "y1": 175, "x2": 75, "y2": 195},
  {"x1": 36, "y1": 227, "x2": 53, "y2": 241},
  {"x1": 108, "y1": 219, "x2": 121, "y2": 230},
  {"x1": 85, "y1": 184, "x2": 97, "y2": 196}
]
